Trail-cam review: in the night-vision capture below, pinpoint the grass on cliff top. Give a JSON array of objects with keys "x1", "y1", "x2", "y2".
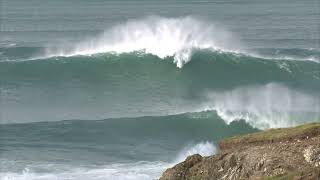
[
  {"x1": 222, "y1": 122, "x2": 320, "y2": 145},
  {"x1": 263, "y1": 167, "x2": 320, "y2": 180}
]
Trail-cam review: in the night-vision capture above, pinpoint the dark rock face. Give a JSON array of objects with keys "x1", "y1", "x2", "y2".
[
  {"x1": 160, "y1": 123, "x2": 320, "y2": 180},
  {"x1": 160, "y1": 154, "x2": 203, "y2": 180}
]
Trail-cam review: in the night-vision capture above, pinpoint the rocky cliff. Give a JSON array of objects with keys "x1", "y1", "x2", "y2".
[{"x1": 160, "y1": 123, "x2": 320, "y2": 180}]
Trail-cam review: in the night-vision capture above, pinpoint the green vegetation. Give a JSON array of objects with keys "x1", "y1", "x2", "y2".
[{"x1": 222, "y1": 122, "x2": 320, "y2": 146}]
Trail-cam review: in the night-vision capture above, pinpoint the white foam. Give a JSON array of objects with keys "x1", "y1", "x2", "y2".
[
  {"x1": 46, "y1": 16, "x2": 242, "y2": 68},
  {"x1": 0, "y1": 142, "x2": 217, "y2": 180},
  {"x1": 174, "y1": 141, "x2": 217, "y2": 163},
  {"x1": 0, "y1": 162, "x2": 169, "y2": 180},
  {"x1": 7, "y1": 16, "x2": 316, "y2": 65},
  {"x1": 199, "y1": 83, "x2": 320, "y2": 129}
]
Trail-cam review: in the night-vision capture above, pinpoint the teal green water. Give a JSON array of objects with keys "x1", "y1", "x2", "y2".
[{"x1": 0, "y1": 0, "x2": 319, "y2": 179}]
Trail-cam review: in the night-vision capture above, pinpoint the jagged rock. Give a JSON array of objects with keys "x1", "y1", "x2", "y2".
[
  {"x1": 160, "y1": 123, "x2": 320, "y2": 180},
  {"x1": 304, "y1": 146, "x2": 320, "y2": 167},
  {"x1": 160, "y1": 154, "x2": 203, "y2": 180}
]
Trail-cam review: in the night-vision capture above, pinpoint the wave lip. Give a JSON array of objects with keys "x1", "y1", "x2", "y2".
[
  {"x1": 201, "y1": 83, "x2": 320, "y2": 129},
  {"x1": 2, "y1": 16, "x2": 319, "y2": 65},
  {"x1": 45, "y1": 16, "x2": 242, "y2": 68}
]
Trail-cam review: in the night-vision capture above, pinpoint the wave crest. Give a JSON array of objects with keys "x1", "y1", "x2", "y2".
[
  {"x1": 201, "y1": 83, "x2": 320, "y2": 129},
  {"x1": 46, "y1": 16, "x2": 242, "y2": 68}
]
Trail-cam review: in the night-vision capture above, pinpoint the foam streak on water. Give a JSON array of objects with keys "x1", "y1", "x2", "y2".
[{"x1": 0, "y1": 142, "x2": 216, "y2": 180}]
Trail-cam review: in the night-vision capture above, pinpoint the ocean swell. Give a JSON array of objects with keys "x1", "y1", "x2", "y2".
[
  {"x1": 44, "y1": 16, "x2": 242, "y2": 68},
  {"x1": 1, "y1": 17, "x2": 319, "y2": 67},
  {"x1": 1, "y1": 50, "x2": 319, "y2": 128},
  {"x1": 1, "y1": 16, "x2": 319, "y2": 129},
  {"x1": 201, "y1": 83, "x2": 320, "y2": 129}
]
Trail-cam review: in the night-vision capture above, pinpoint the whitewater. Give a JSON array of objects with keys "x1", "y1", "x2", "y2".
[
  {"x1": 1, "y1": 0, "x2": 320, "y2": 179},
  {"x1": 1, "y1": 17, "x2": 319, "y2": 128},
  {"x1": 1, "y1": 141, "x2": 216, "y2": 180},
  {"x1": 5, "y1": 16, "x2": 318, "y2": 66}
]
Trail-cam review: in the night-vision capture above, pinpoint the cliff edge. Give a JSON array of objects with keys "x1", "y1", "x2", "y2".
[{"x1": 160, "y1": 123, "x2": 320, "y2": 180}]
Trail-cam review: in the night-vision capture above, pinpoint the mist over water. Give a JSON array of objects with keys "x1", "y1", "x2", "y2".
[
  {"x1": 204, "y1": 83, "x2": 320, "y2": 129},
  {"x1": 174, "y1": 141, "x2": 216, "y2": 163},
  {"x1": 43, "y1": 16, "x2": 242, "y2": 68},
  {"x1": 9, "y1": 16, "x2": 318, "y2": 66}
]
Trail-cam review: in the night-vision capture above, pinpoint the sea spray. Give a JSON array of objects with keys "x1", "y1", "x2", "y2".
[
  {"x1": 174, "y1": 141, "x2": 217, "y2": 163},
  {"x1": 44, "y1": 16, "x2": 242, "y2": 68},
  {"x1": 2, "y1": 1, "x2": 319, "y2": 180},
  {"x1": 202, "y1": 83, "x2": 320, "y2": 129},
  {"x1": 1, "y1": 53, "x2": 319, "y2": 126},
  {"x1": 3, "y1": 17, "x2": 319, "y2": 65}
]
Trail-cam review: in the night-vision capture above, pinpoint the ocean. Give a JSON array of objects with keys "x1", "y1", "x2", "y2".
[{"x1": 0, "y1": 0, "x2": 319, "y2": 179}]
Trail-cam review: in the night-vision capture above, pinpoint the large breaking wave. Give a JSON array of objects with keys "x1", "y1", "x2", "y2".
[
  {"x1": 1, "y1": 53, "x2": 320, "y2": 129},
  {"x1": 201, "y1": 83, "x2": 320, "y2": 129},
  {"x1": 1, "y1": 16, "x2": 319, "y2": 129},
  {"x1": 44, "y1": 16, "x2": 243, "y2": 68},
  {"x1": 1, "y1": 17, "x2": 318, "y2": 66}
]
